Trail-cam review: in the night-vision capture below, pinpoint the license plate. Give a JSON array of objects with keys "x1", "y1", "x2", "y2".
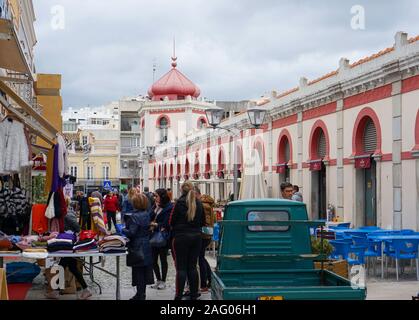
[{"x1": 258, "y1": 296, "x2": 284, "y2": 300}]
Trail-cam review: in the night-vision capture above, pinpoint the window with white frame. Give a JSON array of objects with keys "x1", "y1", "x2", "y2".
[
  {"x1": 70, "y1": 166, "x2": 78, "y2": 177},
  {"x1": 87, "y1": 166, "x2": 94, "y2": 180},
  {"x1": 102, "y1": 165, "x2": 110, "y2": 180}
]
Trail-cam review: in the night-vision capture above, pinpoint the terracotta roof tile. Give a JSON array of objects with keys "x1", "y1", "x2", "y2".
[
  {"x1": 308, "y1": 70, "x2": 338, "y2": 85},
  {"x1": 272, "y1": 34, "x2": 419, "y2": 101}
]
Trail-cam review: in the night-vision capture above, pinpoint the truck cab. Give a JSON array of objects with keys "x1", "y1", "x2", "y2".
[{"x1": 211, "y1": 199, "x2": 366, "y2": 300}]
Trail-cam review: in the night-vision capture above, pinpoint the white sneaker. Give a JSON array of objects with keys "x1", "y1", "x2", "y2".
[
  {"x1": 78, "y1": 288, "x2": 92, "y2": 300},
  {"x1": 151, "y1": 281, "x2": 161, "y2": 289},
  {"x1": 157, "y1": 281, "x2": 166, "y2": 290}
]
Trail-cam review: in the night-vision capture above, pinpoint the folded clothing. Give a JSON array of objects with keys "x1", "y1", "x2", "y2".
[
  {"x1": 0, "y1": 238, "x2": 13, "y2": 250},
  {"x1": 22, "y1": 249, "x2": 48, "y2": 259},
  {"x1": 99, "y1": 240, "x2": 125, "y2": 248},
  {"x1": 57, "y1": 232, "x2": 76, "y2": 242},
  {"x1": 31, "y1": 241, "x2": 48, "y2": 248},
  {"x1": 100, "y1": 247, "x2": 126, "y2": 254},
  {"x1": 47, "y1": 238, "x2": 74, "y2": 245},
  {"x1": 16, "y1": 236, "x2": 40, "y2": 251},
  {"x1": 47, "y1": 246, "x2": 74, "y2": 253},
  {"x1": 39, "y1": 232, "x2": 58, "y2": 242},
  {"x1": 98, "y1": 235, "x2": 127, "y2": 247},
  {"x1": 24, "y1": 248, "x2": 48, "y2": 253}
]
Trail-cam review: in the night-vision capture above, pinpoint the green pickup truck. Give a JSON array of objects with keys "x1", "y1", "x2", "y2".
[{"x1": 211, "y1": 199, "x2": 366, "y2": 300}]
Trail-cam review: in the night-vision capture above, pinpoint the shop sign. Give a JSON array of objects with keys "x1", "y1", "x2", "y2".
[
  {"x1": 309, "y1": 160, "x2": 322, "y2": 171},
  {"x1": 276, "y1": 163, "x2": 287, "y2": 174},
  {"x1": 355, "y1": 156, "x2": 371, "y2": 169}
]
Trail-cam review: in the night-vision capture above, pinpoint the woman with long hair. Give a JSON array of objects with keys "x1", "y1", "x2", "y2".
[
  {"x1": 169, "y1": 181, "x2": 205, "y2": 300},
  {"x1": 149, "y1": 188, "x2": 173, "y2": 290},
  {"x1": 123, "y1": 190, "x2": 154, "y2": 300}
]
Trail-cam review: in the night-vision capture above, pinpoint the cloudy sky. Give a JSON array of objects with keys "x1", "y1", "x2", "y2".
[{"x1": 33, "y1": 0, "x2": 419, "y2": 108}]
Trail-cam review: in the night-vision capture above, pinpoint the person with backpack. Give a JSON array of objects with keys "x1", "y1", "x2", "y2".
[
  {"x1": 169, "y1": 181, "x2": 205, "y2": 300},
  {"x1": 194, "y1": 187, "x2": 216, "y2": 293}
]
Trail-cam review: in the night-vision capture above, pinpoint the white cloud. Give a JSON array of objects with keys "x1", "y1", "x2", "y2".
[{"x1": 33, "y1": 0, "x2": 419, "y2": 107}]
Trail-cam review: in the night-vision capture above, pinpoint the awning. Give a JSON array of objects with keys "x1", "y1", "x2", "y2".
[
  {"x1": 0, "y1": 18, "x2": 33, "y2": 78},
  {"x1": 0, "y1": 80, "x2": 58, "y2": 146}
]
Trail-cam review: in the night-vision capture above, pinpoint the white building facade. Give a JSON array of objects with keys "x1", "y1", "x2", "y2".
[{"x1": 143, "y1": 32, "x2": 419, "y2": 231}]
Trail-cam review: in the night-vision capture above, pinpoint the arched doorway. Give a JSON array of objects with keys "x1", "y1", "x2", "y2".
[
  {"x1": 218, "y1": 148, "x2": 226, "y2": 201},
  {"x1": 158, "y1": 165, "x2": 162, "y2": 188},
  {"x1": 184, "y1": 158, "x2": 190, "y2": 180},
  {"x1": 277, "y1": 130, "x2": 292, "y2": 184},
  {"x1": 205, "y1": 152, "x2": 212, "y2": 195},
  {"x1": 309, "y1": 121, "x2": 330, "y2": 220},
  {"x1": 169, "y1": 163, "x2": 174, "y2": 193},
  {"x1": 353, "y1": 109, "x2": 381, "y2": 226}
]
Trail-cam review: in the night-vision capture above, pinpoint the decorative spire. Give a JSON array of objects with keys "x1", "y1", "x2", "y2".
[{"x1": 171, "y1": 36, "x2": 177, "y2": 68}]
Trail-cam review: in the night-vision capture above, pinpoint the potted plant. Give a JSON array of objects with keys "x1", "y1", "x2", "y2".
[{"x1": 311, "y1": 236, "x2": 348, "y2": 279}]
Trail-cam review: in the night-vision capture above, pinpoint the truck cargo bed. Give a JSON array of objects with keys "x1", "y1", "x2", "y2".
[{"x1": 212, "y1": 269, "x2": 366, "y2": 300}]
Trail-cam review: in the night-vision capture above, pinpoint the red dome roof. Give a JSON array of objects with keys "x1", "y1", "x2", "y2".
[{"x1": 148, "y1": 57, "x2": 200, "y2": 101}]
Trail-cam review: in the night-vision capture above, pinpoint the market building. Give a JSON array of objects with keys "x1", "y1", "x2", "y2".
[{"x1": 144, "y1": 32, "x2": 419, "y2": 231}]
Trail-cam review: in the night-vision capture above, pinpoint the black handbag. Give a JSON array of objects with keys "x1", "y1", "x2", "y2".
[
  {"x1": 149, "y1": 231, "x2": 168, "y2": 248},
  {"x1": 126, "y1": 246, "x2": 145, "y2": 267}
]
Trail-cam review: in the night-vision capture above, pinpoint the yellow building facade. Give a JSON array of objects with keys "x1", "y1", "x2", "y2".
[{"x1": 34, "y1": 74, "x2": 63, "y2": 148}]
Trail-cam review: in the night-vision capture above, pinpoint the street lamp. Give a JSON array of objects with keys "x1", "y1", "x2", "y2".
[
  {"x1": 205, "y1": 107, "x2": 225, "y2": 129},
  {"x1": 247, "y1": 106, "x2": 267, "y2": 129},
  {"x1": 205, "y1": 106, "x2": 268, "y2": 201},
  {"x1": 146, "y1": 146, "x2": 156, "y2": 159}
]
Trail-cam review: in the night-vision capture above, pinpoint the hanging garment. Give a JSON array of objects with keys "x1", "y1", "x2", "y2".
[
  {"x1": 88, "y1": 197, "x2": 107, "y2": 237},
  {"x1": 31, "y1": 204, "x2": 48, "y2": 235},
  {"x1": 51, "y1": 145, "x2": 60, "y2": 193},
  {"x1": 56, "y1": 134, "x2": 69, "y2": 178},
  {"x1": 45, "y1": 147, "x2": 55, "y2": 195},
  {"x1": 0, "y1": 120, "x2": 30, "y2": 174}
]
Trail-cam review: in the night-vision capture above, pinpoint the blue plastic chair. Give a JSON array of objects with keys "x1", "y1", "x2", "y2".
[
  {"x1": 352, "y1": 236, "x2": 381, "y2": 275},
  {"x1": 329, "y1": 240, "x2": 366, "y2": 274},
  {"x1": 338, "y1": 223, "x2": 351, "y2": 228},
  {"x1": 358, "y1": 226, "x2": 381, "y2": 231},
  {"x1": 400, "y1": 229, "x2": 415, "y2": 235},
  {"x1": 386, "y1": 239, "x2": 419, "y2": 281}
]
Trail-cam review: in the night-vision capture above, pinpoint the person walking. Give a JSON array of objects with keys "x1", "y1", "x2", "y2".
[
  {"x1": 123, "y1": 191, "x2": 154, "y2": 300},
  {"x1": 280, "y1": 182, "x2": 294, "y2": 200},
  {"x1": 143, "y1": 186, "x2": 155, "y2": 210},
  {"x1": 149, "y1": 188, "x2": 173, "y2": 290},
  {"x1": 196, "y1": 190, "x2": 216, "y2": 293},
  {"x1": 291, "y1": 185, "x2": 303, "y2": 202},
  {"x1": 104, "y1": 191, "x2": 119, "y2": 232},
  {"x1": 169, "y1": 181, "x2": 205, "y2": 300}
]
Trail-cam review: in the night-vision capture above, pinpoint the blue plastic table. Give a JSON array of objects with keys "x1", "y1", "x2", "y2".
[{"x1": 366, "y1": 234, "x2": 419, "y2": 279}]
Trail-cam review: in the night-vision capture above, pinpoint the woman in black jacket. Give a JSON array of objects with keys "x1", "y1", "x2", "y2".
[
  {"x1": 123, "y1": 191, "x2": 154, "y2": 300},
  {"x1": 169, "y1": 181, "x2": 205, "y2": 300},
  {"x1": 149, "y1": 188, "x2": 173, "y2": 290}
]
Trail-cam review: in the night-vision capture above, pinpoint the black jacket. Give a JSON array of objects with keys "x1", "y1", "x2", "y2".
[
  {"x1": 149, "y1": 202, "x2": 173, "y2": 231},
  {"x1": 169, "y1": 194, "x2": 205, "y2": 236},
  {"x1": 123, "y1": 210, "x2": 152, "y2": 267}
]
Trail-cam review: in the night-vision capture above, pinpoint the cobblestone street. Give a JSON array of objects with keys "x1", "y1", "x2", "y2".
[{"x1": 24, "y1": 250, "x2": 217, "y2": 301}]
